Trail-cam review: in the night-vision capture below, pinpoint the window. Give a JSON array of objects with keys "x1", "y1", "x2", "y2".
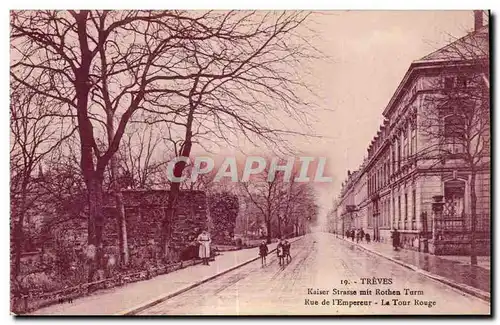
[
  {"x1": 412, "y1": 190, "x2": 416, "y2": 220},
  {"x1": 386, "y1": 163, "x2": 389, "y2": 184},
  {"x1": 392, "y1": 148, "x2": 396, "y2": 174},
  {"x1": 387, "y1": 200, "x2": 391, "y2": 227},
  {"x1": 444, "y1": 180, "x2": 465, "y2": 218},
  {"x1": 444, "y1": 115, "x2": 466, "y2": 138},
  {"x1": 368, "y1": 206, "x2": 372, "y2": 227},
  {"x1": 398, "y1": 195, "x2": 401, "y2": 225},
  {"x1": 411, "y1": 126, "x2": 417, "y2": 157},
  {"x1": 457, "y1": 76, "x2": 469, "y2": 88},
  {"x1": 397, "y1": 140, "x2": 401, "y2": 170},
  {"x1": 404, "y1": 193, "x2": 408, "y2": 220},
  {"x1": 444, "y1": 115, "x2": 466, "y2": 154},
  {"x1": 403, "y1": 133, "x2": 408, "y2": 163},
  {"x1": 392, "y1": 197, "x2": 395, "y2": 226},
  {"x1": 444, "y1": 77, "x2": 455, "y2": 90},
  {"x1": 387, "y1": 199, "x2": 391, "y2": 227}
]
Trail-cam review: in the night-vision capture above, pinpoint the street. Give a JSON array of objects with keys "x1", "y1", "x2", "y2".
[{"x1": 138, "y1": 233, "x2": 489, "y2": 315}]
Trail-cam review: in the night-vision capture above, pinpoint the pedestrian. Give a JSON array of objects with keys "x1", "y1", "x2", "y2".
[
  {"x1": 360, "y1": 228, "x2": 365, "y2": 242},
  {"x1": 284, "y1": 240, "x2": 291, "y2": 263},
  {"x1": 277, "y1": 239, "x2": 285, "y2": 266},
  {"x1": 365, "y1": 233, "x2": 371, "y2": 243},
  {"x1": 391, "y1": 228, "x2": 400, "y2": 251},
  {"x1": 197, "y1": 229, "x2": 211, "y2": 265},
  {"x1": 350, "y1": 229, "x2": 355, "y2": 241},
  {"x1": 259, "y1": 240, "x2": 269, "y2": 267}
]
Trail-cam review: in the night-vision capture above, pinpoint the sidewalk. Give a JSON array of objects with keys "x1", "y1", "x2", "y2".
[
  {"x1": 30, "y1": 237, "x2": 301, "y2": 315},
  {"x1": 337, "y1": 235, "x2": 490, "y2": 300}
]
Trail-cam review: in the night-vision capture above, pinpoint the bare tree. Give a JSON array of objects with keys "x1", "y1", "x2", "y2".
[
  {"x1": 11, "y1": 10, "x2": 319, "y2": 266},
  {"x1": 417, "y1": 26, "x2": 489, "y2": 265},
  {"x1": 117, "y1": 124, "x2": 167, "y2": 189},
  {"x1": 148, "y1": 11, "x2": 319, "y2": 257},
  {"x1": 10, "y1": 10, "x2": 226, "y2": 274},
  {"x1": 10, "y1": 81, "x2": 76, "y2": 279},
  {"x1": 282, "y1": 182, "x2": 318, "y2": 236},
  {"x1": 241, "y1": 169, "x2": 287, "y2": 244}
]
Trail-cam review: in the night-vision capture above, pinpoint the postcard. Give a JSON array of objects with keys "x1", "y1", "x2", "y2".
[{"x1": 10, "y1": 9, "x2": 490, "y2": 316}]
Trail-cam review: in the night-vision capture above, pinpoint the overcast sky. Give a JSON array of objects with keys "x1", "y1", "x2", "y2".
[{"x1": 285, "y1": 10, "x2": 476, "y2": 221}]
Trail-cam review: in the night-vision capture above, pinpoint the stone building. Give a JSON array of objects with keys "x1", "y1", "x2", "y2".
[
  {"x1": 103, "y1": 189, "x2": 208, "y2": 264},
  {"x1": 336, "y1": 11, "x2": 490, "y2": 255}
]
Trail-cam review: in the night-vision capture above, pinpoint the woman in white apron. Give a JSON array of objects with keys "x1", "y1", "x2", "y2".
[{"x1": 197, "y1": 230, "x2": 211, "y2": 265}]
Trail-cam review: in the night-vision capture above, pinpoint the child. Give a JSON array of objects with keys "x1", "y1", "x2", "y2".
[
  {"x1": 284, "y1": 240, "x2": 291, "y2": 263},
  {"x1": 277, "y1": 239, "x2": 285, "y2": 266},
  {"x1": 259, "y1": 241, "x2": 269, "y2": 267}
]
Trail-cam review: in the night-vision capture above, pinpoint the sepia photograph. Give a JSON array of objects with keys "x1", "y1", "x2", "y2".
[{"x1": 8, "y1": 8, "x2": 491, "y2": 316}]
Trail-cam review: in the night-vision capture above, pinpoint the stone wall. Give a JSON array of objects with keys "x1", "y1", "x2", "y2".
[{"x1": 103, "y1": 190, "x2": 208, "y2": 265}]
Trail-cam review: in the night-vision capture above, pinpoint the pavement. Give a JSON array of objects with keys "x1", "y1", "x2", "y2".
[
  {"x1": 138, "y1": 232, "x2": 489, "y2": 315},
  {"x1": 30, "y1": 237, "x2": 302, "y2": 315},
  {"x1": 337, "y1": 235, "x2": 490, "y2": 301}
]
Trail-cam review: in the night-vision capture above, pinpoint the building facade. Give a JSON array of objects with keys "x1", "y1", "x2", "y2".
[{"x1": 336, "y1": 12, "x2": 490, "y2": 255}]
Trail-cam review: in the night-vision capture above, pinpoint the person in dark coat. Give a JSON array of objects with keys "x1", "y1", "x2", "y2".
[
  {"x1": 259, "y1": 240, "x2": 269, "y2": 267},
  {"x1": 350, "y1": 229, "x2": 355, "y2": 241},
  {"x1": 277, "y1": 239, "x2": 285, "y2": 266},
  {"x1": 391, "y1": 228, "x2": 400, "y2": 251},
  {"x1": 365, "y1": 233, "x2": 371, "y2": 243},
  {"x1": 284, "y1": 240, "x2": 291, "y2": 263},
  {"x1": 360, "y1": 228, "x2": 365, "y2": 242}
]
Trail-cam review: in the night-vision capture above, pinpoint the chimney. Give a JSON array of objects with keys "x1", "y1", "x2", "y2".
[{"x1": 474, "y1": 10, "x2": 483, "y2": 31}]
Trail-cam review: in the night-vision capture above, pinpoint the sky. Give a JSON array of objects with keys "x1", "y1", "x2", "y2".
[{"x1": 281, "y1": 10, "x2": 476, "y2": 220}]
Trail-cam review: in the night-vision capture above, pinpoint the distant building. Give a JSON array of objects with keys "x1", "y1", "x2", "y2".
[{"x1": 336, "y1": 11, "x2": 490, "y2": 255}]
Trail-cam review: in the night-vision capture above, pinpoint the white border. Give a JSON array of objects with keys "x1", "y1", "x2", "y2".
[{"x1": 2, "y1": 2, "x2": 498, "y2": 325}]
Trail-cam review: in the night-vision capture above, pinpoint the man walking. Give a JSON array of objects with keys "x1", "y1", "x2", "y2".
[{"x1": 391, "y1": 228, "x2": 400, "y2": 251}]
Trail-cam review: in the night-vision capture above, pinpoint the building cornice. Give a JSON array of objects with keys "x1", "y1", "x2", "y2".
[{"x1": 382, "y1": 59, "x2": 486, "y2": 118}]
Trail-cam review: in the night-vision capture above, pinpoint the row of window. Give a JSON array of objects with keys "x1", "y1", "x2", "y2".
[
  {"x1": 367, "y1": 124, "x2": 417, "y2": 196},
  {"x1": 392, "y1": 124, "x2": 417, "y2": 174},
  {"x1": 444, "y1": 76, "x2": 471, "y2": 90}
]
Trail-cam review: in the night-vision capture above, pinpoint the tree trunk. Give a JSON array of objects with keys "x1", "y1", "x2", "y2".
[
  {"x1": 115, "y1": 190, "x2": 129, "y2": 267},
  {"x1": 107, "y1": 96, "x2": 129, "y2": 267},
  {"x1": 470, "y1": 170, "x2": 478, "y2": 265},
  {"x1": 266, "y1": 214, "x2": 272, "y2": 244},
  {"x1": 86, "y1": 175, "x2": 105, "y2": 282},
  {"x1": 162, "y1": 106, "x2": 195, "y2": 260},
  {"x1": 110, "y1": 156, "x2": 129, "y2": 267},
  {"x1": 277, "y1": 215, "x2": 282, "y2": 239}
]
